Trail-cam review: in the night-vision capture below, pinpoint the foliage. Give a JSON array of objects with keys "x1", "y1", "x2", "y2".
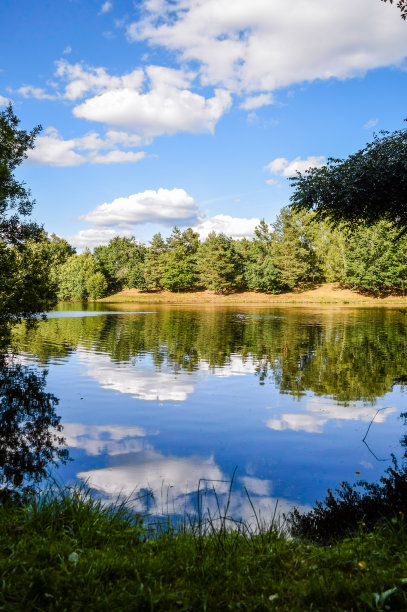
[
  {"x1": 242, "y1": 221, "x2": 285, "y2": 292},
  {"x1": 57, "y1": 252, "x2": 103, "y2": 301},
  {"x1": 0, "y1": 104, "x2": 42, "y2": 245},
  {"x1": 161, "y1": 227, "x2": 200, "y2": 291},
  {"x1": 86, "y1": 271, "x2": 108, "y2": 300},
  {"x1": 0, "y1": 239, "x2": 57, "y2": 324},
  {"x1": 287, "y1": 454, "x2": 407, "y2": 543},
  {"x1": 345, "y1": 219, "x2": 407, "y2": 291},
  {"x1": 272, "y1": 207, "x2": 319, "y2": 289},
  {"x1": 290, "y1": 125, "x2": 407, "y2": 234},
  {"x1": 94, "y1": 236, "x2": 146, "y2": 292},
  {"x1": 197, "y1": 232, "x2": 243, "y2": 294},
  {"x1": 0, "y1": 106, "x2": 57, "y2": 324},
  {"x1": 143, "y1": 233, "x2": 167, "y2": 290},
  {"x1": 1, "y1": 486, "x2": 407, "y2": 610}
]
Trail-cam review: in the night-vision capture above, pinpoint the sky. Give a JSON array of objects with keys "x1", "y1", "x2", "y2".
[{"x1": 1, "y1": 0, "x2": 407, "y2": 249}]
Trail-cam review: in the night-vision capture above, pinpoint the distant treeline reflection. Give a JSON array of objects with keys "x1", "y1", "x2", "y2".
[{"x1": 11, "y1": 307, "x2": 407, "y2": 404}]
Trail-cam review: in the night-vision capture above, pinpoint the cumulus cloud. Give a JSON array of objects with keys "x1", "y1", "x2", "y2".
[
  {"x1": 55, "y1": 60, "x2": 144, "y2": 101},
  {"x1": 65, "y1": 227, "x2": 135, "y2": 250},
  {"x1": 0, "y1": 95, "x2": 10, "y2": 106},
  {"x1": 73, "y1": 65, "x2": 232, "y2": 137},
  {"x1": 192, "y1": 214, "x2": 261, "y2": 240},
  {"x1": 240, "y1": 93, "x2": 274, "y2": 110},
  {"x1": 128, "y1": 0, "x2": 407, "y2": 94},
  {"x1": 27, "y1": 127, "x2": 146, "y2": 167},
  {"x1": 80, "y1": 188, "x2": 199, "y2": 227},
  {"x1": 265, "y1": 156, "x2": 326, "y2": 178}
]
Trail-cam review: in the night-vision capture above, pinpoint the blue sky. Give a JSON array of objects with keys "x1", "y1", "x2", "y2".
[{"x1": 1, "y1": 0, "x2": 407, "y2": 249}]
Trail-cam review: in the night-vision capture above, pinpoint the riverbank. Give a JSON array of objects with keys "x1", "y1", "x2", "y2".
[
  {"x1": 1, "y1": 488, "x2": 406, "y2": 610},
  {"x1": 98, "y1": 283, "x2": 407, "y2": 305}
]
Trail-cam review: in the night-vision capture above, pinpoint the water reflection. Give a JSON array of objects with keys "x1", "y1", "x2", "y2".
[
  {"x1": 12, "y1": 306, "x2": 407, "y2": 403},
  {"x1": 0, "y1": 353, "x2": 68, "y2": 496},
  {"x1": 8, "y1": 305, "x2": 407, "y2": 514}
]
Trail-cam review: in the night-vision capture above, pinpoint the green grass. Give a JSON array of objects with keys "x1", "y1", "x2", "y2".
[{"x1": 1, "y1": 487, "x2": 407, "y2": 610}]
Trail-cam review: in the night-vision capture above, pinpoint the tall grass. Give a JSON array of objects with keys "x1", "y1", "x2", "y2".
[{"x1": 1, "y1": 479, "x2": 407, "y2": 610}]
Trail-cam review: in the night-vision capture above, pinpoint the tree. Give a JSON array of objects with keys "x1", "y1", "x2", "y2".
[
  {"x1": 345, "y1": 219, "x2": 407, "y2": 292},
  {"x1": 57, "y1": 252, "x2": 105, "y2": 301},
  {"x1": 94, "y1": 236, "x2": 146, "y2": 293},
  {"x1": 0, "y1": 104, "x2": 42, "y2": 245},
  {"x1": 272, "y1": 207, "x2": 319, "y2": 289},
  {"x1": 143, "y1": 233, "x2": 167, "y2": 290},
  {"x1": 0, "y1": 105, "x2": 58, "y2": 325},
  {"x1": 242, "y1": 221, "x2": 284, "y2": 293},
  {"x1": 381, "y1": 0, "x2": 407, "y2": 20},
  {"x1": 290, "y1": 126, "x2": 407, "y2": 236},
  {"x1": 197, "y1": 232, "x2": 243, "y2": 294},
  {"x1": 161, "y1": 227, "x2": 200, "y2": 291}
]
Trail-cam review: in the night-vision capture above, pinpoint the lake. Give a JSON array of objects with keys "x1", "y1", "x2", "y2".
[{"x1": 8, "y1": 303, "x2": 407, "y2": 524}]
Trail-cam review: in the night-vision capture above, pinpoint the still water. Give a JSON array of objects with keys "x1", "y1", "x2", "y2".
[{"x1": 9, "y1": 303, "x2": 407, "y2": 521}]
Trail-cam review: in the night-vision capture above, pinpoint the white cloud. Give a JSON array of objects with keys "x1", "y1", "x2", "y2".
[
  {"x1": 192, "y1": 214, "x2": 261, "y2": 240},
  {"x1": 27, "y1": 127, "x2": 146, "y2": 167},
  {"x1": 100, "y1": 1, "x2": 113, "y2": 14},
  {"x1": 364, "y1": 118, "x2": 379, "y2": 129},
  {"x1": 63, "y1": 422, "x2": 151, "y2": 456},
  {"x1": 18, "y1": 86, "x2": 57, "y2": 100},
  {"x1": 81, "y1": 188, "x2": 199, "y2": 227},
  {"x1": 266, "y1": 398, "x2": 396, "y2": 434},
  {"x1": 73, "y1": 65, "x2": 232, "y2": 137},
  {"x1": 128, "y1": 0, "x2": 407, "y2": 94},
  {"x1": 65, "y1": 227, "x2": 134, "y2": 249},
  {"x1": 240, "y1": 93, "x2": 274, "y2": 110},
  {"x1": 55, "y1": 60, "x2": 144, "y2": 101},
  {"x1": 89, "y1": 150, "x2": 146, "y2": 164},
  {"x1": 77, "y1": 449, "x2": 227, "y2": 510},
  {"x1": 0, "y1": 95, "x2": 10, "y2": 106},
  {"x1": 265, "y1": 156, "x2": 326, "y2": 178},
  {"x1": 265, "y1": 178, "x2": 278, "y2": 186},
  {"x1": 62, "y1": 45, "x2": 72, "y2": 55}
]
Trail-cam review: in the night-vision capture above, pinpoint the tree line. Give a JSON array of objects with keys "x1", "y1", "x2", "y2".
[{"x1": 35, "y1": 210, "x2": 407, "y2": 301}]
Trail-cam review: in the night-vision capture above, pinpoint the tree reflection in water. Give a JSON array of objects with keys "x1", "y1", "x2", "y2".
[{"x1": 0, "y1": 352, "x2": 69, "y2": 500}]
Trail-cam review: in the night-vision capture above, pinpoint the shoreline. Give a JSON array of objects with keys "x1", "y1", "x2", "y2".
[{"x1": 97, "y1": 283, "x2": 407, "y2": 306}]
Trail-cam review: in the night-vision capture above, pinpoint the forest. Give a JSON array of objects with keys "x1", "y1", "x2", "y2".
[{"x1": 33, "y1": 210, "x2": 407, "y2": 301}]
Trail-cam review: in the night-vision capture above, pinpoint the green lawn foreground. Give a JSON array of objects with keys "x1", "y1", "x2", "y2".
[{"x1": 1, "y1": 488, "x2": 407, "y2": 611}]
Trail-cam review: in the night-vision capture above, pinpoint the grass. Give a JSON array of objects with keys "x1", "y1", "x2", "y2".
[
  {"x1": 97, "y1": 283, "x2": 407, "y2": 305},
  {"x1": 1, "y1": 485, "x2": 407, "y2": 610}
]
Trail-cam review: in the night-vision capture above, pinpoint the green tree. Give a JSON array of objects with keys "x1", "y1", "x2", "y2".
[
  {"x1": 345, "y1": 219, "x2": 407, "y2": 292},
  {"x1": 290, "y1": 125, "x2": 407, "y2": 235},
  {"x1": 161, "y1": 227, "x2": 200, "y2": 291},
  {"x1": 272, "y1": 207, "x2": 319, "y2": 289},
  {"x1": 0, "y1": 105, "x2": 56, "y2": 325},
  {"x1": 57, "y1": 252, "x2": 102, "y2": 301},
  {"x1": 94, "y1": 236, "x2": 146, "y2": 293},
  {"x1": 242, "y1": 221, "x2": 284, "y2": 292},
  {"x1": 197, "y1": 232, "x2": 243, "y2": 294},
  {"x1": 143, "y1": 233, "x2": 167, "y2": 290},
  {"x1": 86, "y1": 272, "x2": 108, "y2": 300},
  {"x1": 309, "y1": 221, "x2": 348, "y2": 283}
]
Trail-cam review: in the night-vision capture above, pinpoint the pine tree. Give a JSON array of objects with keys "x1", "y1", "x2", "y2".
[
  {"x1": 161, "y1": 227, "x2": 200, "y2": 291},
  {"x1": 197, "y1": 232, "x2": 243, "y2": 294}
]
